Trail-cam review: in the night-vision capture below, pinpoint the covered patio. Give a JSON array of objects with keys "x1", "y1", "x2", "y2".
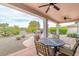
[
  {"x1": 8, "y1": 36, "x2": 79, "y2": 56},
  {"x1": 0, "y1": 3, "x2": 79, "y2": 56}
]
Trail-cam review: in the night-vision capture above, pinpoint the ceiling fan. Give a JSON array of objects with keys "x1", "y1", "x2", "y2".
[{"x1": 38, "y1": 3, "x2": 60, "y2": 13}]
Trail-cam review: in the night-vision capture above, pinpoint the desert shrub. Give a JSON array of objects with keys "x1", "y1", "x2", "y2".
[
  {"x1": 0, "y1": 26, "x2": 21, "y2": 36},
  {"x1": 48, "y1": 27, "x2": 56, "y2": 34},
  {"x1": 11, "y1": 26, "x2": 21, "y2": 35},
  {"x1": 48, "y1": 27, "x2": 68, "y2": 34},
  {"x1": 0, "y1": 27, "x2": 11, "y2": 36},
  {"x1": 59, "y1": 27, "x2": 68, "y2": 34},
  {"x1": 16, "y1": 36, "x2": 21, "y2": 40},
  {"x1": 21, "y1": 35, "x2": 25, "y2": 38},
  {"x1": 67, "y1": 33, "x2": 77, "y2": 38},
  {"x1": 4, "y1": 26, "x2": 20, "y2": 35}
]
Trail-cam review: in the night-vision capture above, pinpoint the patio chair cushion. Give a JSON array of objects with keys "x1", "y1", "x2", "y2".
[
  {"x1": 63, "y1": 38, "x2": 77, "y2": 49},
  {"x1": 60, "y1": 36, "x2": 77, "y2": 50},
  {"x1": 67, "y1": 38, "x2": 77, "y2": 50},
  {"x1": 59, "y1": 46, "x2": 74, "y2": 56},
  {"x1": 62, "y1": 44, "x2": 71, "y2": 50},
  {"x1": 59, "y1": 38, "x2": 78, "y2": 56}
]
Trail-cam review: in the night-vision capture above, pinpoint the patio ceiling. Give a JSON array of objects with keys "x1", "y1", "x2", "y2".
[{"x1": 1, "y1": 3, "x2": 79, "y2": 23}]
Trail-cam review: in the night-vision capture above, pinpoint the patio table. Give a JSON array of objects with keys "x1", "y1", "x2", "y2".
[{"x1": 38, "y1": 38, "x2": 65, "y2": 56}]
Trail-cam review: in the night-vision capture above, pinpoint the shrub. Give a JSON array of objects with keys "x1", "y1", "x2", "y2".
[
  {"x1": 0, "y1": 27, "x2": 11, "y2": 36},
  {"x1": 48, "y1": 27, "x2": 68, "y2": 34},
  {"x1": 16, "y1": 36, "x2": 21, "y2": 40},
  {"x1": 48, "y1": 27, "x2": 56, "y2": 34},
  {"x1": 0, "y1": 26, "x2": 21, "y2": 36},
  {"x1": 67, "y1": 33, "x2": 77, "y2": 38},
  {"x1": 12, "y1": 26, "x2": 20, "y2": 35},
  {"x1": 21, "y1": 35, "x2": 25, "y2": 38},
  {"x1": 59, "y1": 27, "x2": 68, "y2": 34},
  {"x1": 8, "y1": 26, "x2": 21, "y2": 35}
]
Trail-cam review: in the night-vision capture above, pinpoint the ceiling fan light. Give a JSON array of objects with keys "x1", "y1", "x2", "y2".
[
  {"x1": 64, "y1": 17, "x2": 67, "y2": 19},
  {"x1": 63, "y1": 16, "x2": 72, "y2": 20}
]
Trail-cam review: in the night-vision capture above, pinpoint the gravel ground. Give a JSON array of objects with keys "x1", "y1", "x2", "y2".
[{"x1": 0, "y1": 31, "x2": 33, "y2": 56}]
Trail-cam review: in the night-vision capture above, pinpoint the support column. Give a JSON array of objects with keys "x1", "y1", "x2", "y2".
[
  {"x1": 43, "y1": 19, "x2": 48, "y2": 38},
  {"x1": 56, "y1": 23, "x2": 60, "y2": 39},
  {"x1": 76, "y1": 21, "x2": 79, "y2": 43}
]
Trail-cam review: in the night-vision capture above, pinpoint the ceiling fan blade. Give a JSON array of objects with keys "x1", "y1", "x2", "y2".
[
  {"x1": 46, "y1": 5, "x2": 50, "y2": 13},
  {"x1": 39, "y1": 4, "x2": 49, "y2": 8},
  {"x1": 53, "y1": 5, "x2": 60, "y2": 11}
]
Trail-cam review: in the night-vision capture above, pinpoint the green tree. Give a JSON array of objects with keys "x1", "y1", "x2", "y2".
[{"x1": 26, "y1": 21, "x2": 40, "y2": 33}]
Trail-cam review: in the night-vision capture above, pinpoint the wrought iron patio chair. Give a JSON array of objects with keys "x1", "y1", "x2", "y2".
[{"x1": 34, "y1": 35, "x2": 54, "y2": 56}]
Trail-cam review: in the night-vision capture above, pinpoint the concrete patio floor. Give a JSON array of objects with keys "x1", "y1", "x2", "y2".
[
  {"x1": 8, "y1": 36, "x2": 79, "y2": 56},
  {"x1": 8, "y1": 44, "x2": 79, "y2": 56}
]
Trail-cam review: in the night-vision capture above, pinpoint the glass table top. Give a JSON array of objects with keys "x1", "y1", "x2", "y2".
[{"x1": 38, "y1": 38, "x2": 65, "y2": 47}]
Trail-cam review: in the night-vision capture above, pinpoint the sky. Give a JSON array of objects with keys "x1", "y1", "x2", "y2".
[{"x1": 0, "y1": 5, "x2": 75, "y2": 28}]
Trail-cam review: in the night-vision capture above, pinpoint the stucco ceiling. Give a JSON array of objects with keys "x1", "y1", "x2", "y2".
[{"x1": 1, "y1": 3, "x2": 79, "y2": 23}]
